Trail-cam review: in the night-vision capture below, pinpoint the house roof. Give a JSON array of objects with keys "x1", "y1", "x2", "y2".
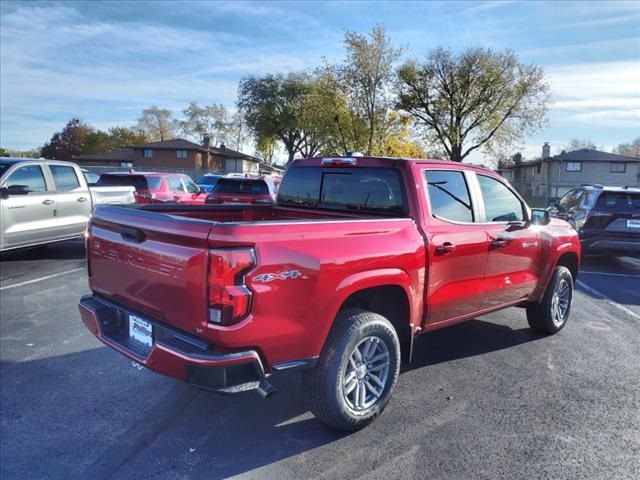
[
  {"x1": 131, "y1": 139, "x2": 205, "y2": 151},
  {"x1": 73, "y1": 149, "x2": 133, "y2": 162},
  {"x1": 514, "y1": 148, "x2": 640, "y2": 168}
]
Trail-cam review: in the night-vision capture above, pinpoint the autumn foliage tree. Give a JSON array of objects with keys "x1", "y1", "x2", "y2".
[{"x1": 41, "y1": 118, "x2": 92, "y2": 160}]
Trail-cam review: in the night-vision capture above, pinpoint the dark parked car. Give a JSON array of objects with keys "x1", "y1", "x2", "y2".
[{"x1": 548, "y1": 184, "x2": 640, "y2": 256}]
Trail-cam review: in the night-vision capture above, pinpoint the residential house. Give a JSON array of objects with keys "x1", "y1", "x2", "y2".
[
  {"x1": 73, "y1": 137, "x2": 260, "y2": 174},
  {"x1": 508, "y1": 143, "x2": 640, "y2": 204}
]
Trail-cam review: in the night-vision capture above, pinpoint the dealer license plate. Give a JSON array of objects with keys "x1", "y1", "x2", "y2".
[
  {"x1": 129, "y1": 315, "x2": 153, "y2": 347},
  {"x1": 627, "y1": 219, "x2": 640, "y2": 229}
]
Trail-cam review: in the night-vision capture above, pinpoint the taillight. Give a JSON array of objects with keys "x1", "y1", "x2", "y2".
[
  {"x1": 134, "y1": 192, "x2": 155, "y2": 204},
  {"x1": 208, "y1": 248, "x2": 255, "y2": 325},
  {"x1": 206, "y1": 195, "x2": 222, "y2": 204},
  {"x1": 583, "y1": 210, "x2": 613, "y2": 229}
]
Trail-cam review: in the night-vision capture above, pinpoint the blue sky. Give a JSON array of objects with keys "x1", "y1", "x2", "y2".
[{"x1": 1, "y1": 0, "x2": 639, "y2": 162}]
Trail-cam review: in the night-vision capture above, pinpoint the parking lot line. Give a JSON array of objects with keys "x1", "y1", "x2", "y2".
[
  {"x1": 576, "y1": 280, "x2": 640, "y2": 321},
  {"x1": 580, "y1": 271, "x2": 640, "y2": 278},
  {"x1": 0, "y1": 267, "x2": 84, "y2": 291}
]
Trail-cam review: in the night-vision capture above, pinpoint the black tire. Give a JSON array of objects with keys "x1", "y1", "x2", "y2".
[
  {"x1": 302, "y1": 308, "x2": 401, "y2": 431},
  {"x1": 526, "y1": 266, "x2": 574, "y2": 334}
]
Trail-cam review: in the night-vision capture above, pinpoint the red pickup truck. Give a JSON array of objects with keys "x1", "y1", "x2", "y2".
[{"x1": 79, "y1": 156, "x2": 580, "y2": 431}]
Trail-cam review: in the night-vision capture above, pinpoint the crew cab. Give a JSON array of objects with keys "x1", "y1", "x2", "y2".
[
  {"x1": 0, "y1": 158, "x2": 134, "y2": 252},
  {"x1": 79, "y1": 156, "x2": 580, "y2": 431}
]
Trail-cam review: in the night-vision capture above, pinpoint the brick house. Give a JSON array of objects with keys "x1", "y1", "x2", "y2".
[{"x1": 73, "y1": 138, "x2": 260, "y2": 174}]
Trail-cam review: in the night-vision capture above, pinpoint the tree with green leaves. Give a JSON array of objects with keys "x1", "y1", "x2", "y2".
[
  {"x1": 396, "y1": 47, "x2": 550, "y2": 162},
  {"x1": 329, "y1": 25, "x2": 402, "y2": 155},
  {"x1": 82, "y1": 127, "x2": 148, "y2": 154},
  {"x1": 41, "y1": 118, "x2": 93, "y2": 160},
  {"x1": 237, "y1": 73, "x2": 311, "y2": 164},
  {"x1": 614, "y1": 137, "x2": 640, "y2": 157},
  {"x1": 136, "y1": 105, "x2": 178, "y2": 141},
  {"x1": 255, "y1": 135, "x2": 277, "y2": 164},
  {"x1": 0, "y1": 147, "x2": 10, "y2": 157}
]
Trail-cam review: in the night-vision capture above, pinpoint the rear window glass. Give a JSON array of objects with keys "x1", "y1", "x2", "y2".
[
  {"x1": 198, "y1": 175, "x2": 221, "y2": 185},
  {"x1": 97, "y1": 174, "x2": 162, "y2": 190},
  {"x1": 277, "y1": 167, "x2": 406, "y2": 215},
  {"x1": 214, "y1": 178, "x2": 269, "y2": 195},
  {"x1": 595, "y1": 192, "x2": 640, "y2": 211}
]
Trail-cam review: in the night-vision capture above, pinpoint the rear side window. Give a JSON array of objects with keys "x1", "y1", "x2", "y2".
[
  {"x1": 595, "y1": 192, "x2": 640, "y2": 212},
  {"x1": 425, "y1": 170, "x2": 473, "y2": 222},
  {"x1": 5, "y1": 165, "x2": 47, "y2": 192},
  {"x1": 278, "y1": 167, "x2": 406, "y2": 214},
  {"x1": 477, "y1": 175, "x2": 524, "y2": 222},
  {"x1": 215, "y1": 179, "x2": 269, "y2": 195},
  {"x1": 49, "y1": 165, "x2": 80, "y2": 191}
]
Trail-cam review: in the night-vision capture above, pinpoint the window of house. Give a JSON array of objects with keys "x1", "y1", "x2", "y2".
[
  {"x1": 610, "y1": 162, "x2": 626, "y2": 173},
  {"x1": 425, "y1": 170, "x2": 474, "y2": 223},
  {"x1": 5, "y1": 165, "x2": 47, "y2": 192},
  {"x1": 477, "y1": 174, "x2": 524, "y2": 222},
  {"x1": 176, "y1": 150, "x2": 188, "y2": 159},
  {"x1": 49, "y1": 165, "x2": 80, "y2": 191},
  {"x1": 120, "y1": 162, "x2": 133, "y2": 168},
  {"x1": 143, "y1": 149, "x2": 153, "y2": 158},
  {"x1": 565, "y1": 161, "x2": 582, "y2": 172}
]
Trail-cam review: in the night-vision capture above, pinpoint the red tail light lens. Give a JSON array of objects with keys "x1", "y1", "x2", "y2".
[{"x1": 208, "y1": 248, "x2": 255, "y2": 325}]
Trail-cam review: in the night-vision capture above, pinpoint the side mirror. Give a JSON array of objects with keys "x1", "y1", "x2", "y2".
[
  {"x1": 1, "y1": 185, "x2": 30, "y2": 196},
  {"x1": 530, "y1": 208, "x2": 551, "y2": 226}
]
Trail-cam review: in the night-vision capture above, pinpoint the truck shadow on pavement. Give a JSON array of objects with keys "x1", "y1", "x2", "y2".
[{"x1": 0, "y1": 239, "x2": 85, "y2": 262}]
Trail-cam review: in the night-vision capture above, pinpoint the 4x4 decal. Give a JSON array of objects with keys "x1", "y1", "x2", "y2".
[{"x1": 252, "y1": 270, "x2": 301, "y2": 283}]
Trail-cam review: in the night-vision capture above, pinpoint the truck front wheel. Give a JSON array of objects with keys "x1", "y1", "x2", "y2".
[
  {"x1": 303, "y1": 308, "x2": 401, "y2": 431},
  {"x1": 526, "y1": 266, "x2": 574, "y2": 334}
]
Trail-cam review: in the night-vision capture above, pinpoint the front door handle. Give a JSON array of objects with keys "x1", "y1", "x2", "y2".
[
  {"x1": 435, "y1": 242, "x2": 456, "y2": 254},
  {"x1": 77, "y1": 196, "x2": 88, "y2": 203},
  {"x1": 490, "y1": 238, "x2": 510, "y2": 248},
  {"x1": 42, "y1": 199, "x2": 54, "y2": 205}
]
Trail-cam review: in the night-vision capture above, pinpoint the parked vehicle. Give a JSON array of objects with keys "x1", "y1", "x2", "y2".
[
  {"x1": 81, "y1": 169, "x2": 100, "y2": 185},
  {"x1": 96, "y1": 172, "x2": 207, "y2": 205},
  {"x1": 79, "y1": 155, "x2": 580, "y2": 431},
  {"x1": 205, "y1": 175, "x2": 277, "y2": 205},
  {"x1": 548, "y1": 184, "x2": 640, "y2": 256},
  {"x1": 196, "y1": 173, "x2": 224, "y2": 192},
  {"x1": 0, "y1": 158, "x2": 134, "y2": 252}
]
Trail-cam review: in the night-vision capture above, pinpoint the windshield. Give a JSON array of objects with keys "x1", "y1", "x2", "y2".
[
  {"x1": 277, "y1": 167, "x2": 407, "y2": 215},
  {"x1": 198, "y1": 175, "x2": 221, "y2": 185},
  {"x1": 214, "y1": 178, "x2": 269, "y2": 195}
]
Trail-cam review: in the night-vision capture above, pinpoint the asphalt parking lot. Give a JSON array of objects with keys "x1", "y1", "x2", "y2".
[{"x1": 1, "y1": 240, "x2": 639, "y2": 480}]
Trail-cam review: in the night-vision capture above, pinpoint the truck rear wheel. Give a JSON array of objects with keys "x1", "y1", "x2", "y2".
[
  {"x1": 526, "y1": 266, "x2": 574, "y2": 334},
  {"x1": 302, "y1": 308, "x2": 400, "y2": 431}
]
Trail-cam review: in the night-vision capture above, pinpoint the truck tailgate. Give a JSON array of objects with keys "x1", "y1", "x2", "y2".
[{"x1": 87, "y1": 206, "x2": 211, "y2": 335}]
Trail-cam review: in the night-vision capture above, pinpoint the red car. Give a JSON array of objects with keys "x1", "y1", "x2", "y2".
[
  {"x1": 96, "y1": 172, "x2": 207, "y2": 205},
  {"x1": 80, "y1": 156, "x2": 580, "y2": 431},
  {"x1": 205, "y1": 175, "x2": 277, "y2": 205}
]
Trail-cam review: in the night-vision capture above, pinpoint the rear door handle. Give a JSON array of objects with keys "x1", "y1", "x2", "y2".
[
  {"x1": 77, "y1": 196, "x2": 88, "y2": 203},
  {"x1": 435, "y1": 242, "x2": 456, "y2": 254},
  {"x1": 42, "y1": 199, "x2": 54, "y2": 205}
]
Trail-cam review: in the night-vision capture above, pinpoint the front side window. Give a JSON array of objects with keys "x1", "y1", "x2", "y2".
[
  {"x1": 49, "y1": 165, "x2": 80, "y2": 191},
  {"x1": 176, "y1": 150, "x2": 188, "y2": 159},
  {"x1": 566, "y1": 161, "x2": 581, "y2": 172},
  {"x1": 5, "y1": 165, "x2": 47, "y2": 192},
  {"x1": 477, "y1": 174, "x2": 524, "y2": 222},
  {"x1": 182, "y1": 177, "x2": 199, "y2": 193},
  {"x1": 167, "y1": 176, "x2": 185, "y2": 193},
  {"x1": 425, "y1": 170, "x2": 474, "y2": 223},
  {"x1": 610, "y1": 162, "x2": 626, "y2": 173},
  {"x1": 143, "y1": 149, "x2": 153, "y2": 158}
]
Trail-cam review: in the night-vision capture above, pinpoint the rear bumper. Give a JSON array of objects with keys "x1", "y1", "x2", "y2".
[
  {"x1": 581, "y1": 232, "x2": 640, "y2": 256},
  {"x1": 78, "y1": 295, "x2": 266, "y2": 393}
]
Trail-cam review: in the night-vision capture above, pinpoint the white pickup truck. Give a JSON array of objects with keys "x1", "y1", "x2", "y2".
[{"x1": 0, "y1": 158, "x2": 135, "y2": 252}]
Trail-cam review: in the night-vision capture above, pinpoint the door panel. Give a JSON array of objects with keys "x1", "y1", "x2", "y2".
[
  {"x1": 423, "y1": 169, "x2": 489, "y2": 325},
  {"x1": 48, "y1": 165, "x2": 92, "y2": 238},
  {"x1": 475, "y1": 173, "x2": 542, "y2": 307},
  {"x1": 1, "y1": 164, "x2": 56, "y2": 249}
]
